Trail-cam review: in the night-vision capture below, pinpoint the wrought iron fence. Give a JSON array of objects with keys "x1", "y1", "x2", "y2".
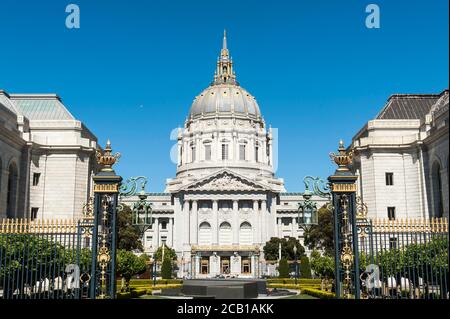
[
  {"x1": 0, "y1": 218, "x2": 93, "y2": 299},
  {"x1": 357, "y1": 217, "x2": 449, "y2": 299}
]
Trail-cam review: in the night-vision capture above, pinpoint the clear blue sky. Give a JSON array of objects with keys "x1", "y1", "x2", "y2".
[{"x1": 1, "y1": 0, "x2": 448, "y2": 192}]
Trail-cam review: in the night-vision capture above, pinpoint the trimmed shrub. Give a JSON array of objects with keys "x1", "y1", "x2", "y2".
[
  {"x1": 278, "y1": 258, "x2": 289, "y2": 278},
  {"x1": 117, "y1": 292, "x2": 131, "y2": 299},
  {"x1": 300, "y1": 256, "x2": 312, "y2": 279},
  {"x1": 161, "y1": 258, "x2": 173, "y2": 279},
  {"x1": 267, "y1": 278, "x2": 321, "y2": 285},
  {"x1": 302, "y1": 287, "x2": 334, "y2": 299}
]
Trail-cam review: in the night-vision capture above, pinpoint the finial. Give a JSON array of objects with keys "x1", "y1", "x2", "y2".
[
  {"x1": 223, "y1": 29, "x2": 227, "y2": 50},
  {"x1": 96, "y1": 140, "x2": 121, "y2": 173},
  {"x1": 329, "y1": 140, "x2": 354, "y2": 173}
]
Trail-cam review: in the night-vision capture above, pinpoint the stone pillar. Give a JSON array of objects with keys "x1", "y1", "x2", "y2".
[
  {"x1": 168, "y1": 217, "x2": 173, "y2": 247},
  {"x1": 232, "y1": 200, "x2": 239, "y2": 245},
  {"x1": 292, "y1": 216, "x2": 297, "y2": 238},
  {"x1": 261, "y1": 200, "x2": 267, "y2": 243},
  {"x1": 231, "y1": 254, "x2": 241, "y2": 275},
  {"x1": 153, "y1": 217, "x2": 159, "y2": 248},
  {"x1": 251, "y1": 255, "x2": 257, "y2": 278},
  {"x1": 212, "y1": 200, "x2": 218, "y2": 245},
  {"x1": 253, "y1": 200, "x2": 259, "y2": 244},
  {"x1": 183, "y1": 200, "x2": 190, "y2": 247},
  {"x1": 277, "y1": 217, "x2": 282, "y2": 238},
  {"x1": 192, "y1": 200, "x2": 198, "y2": 245}
]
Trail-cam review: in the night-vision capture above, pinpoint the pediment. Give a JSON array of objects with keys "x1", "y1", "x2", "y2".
[{"x1": 183, "y1": 170, "x2": 266, "y2": 192}]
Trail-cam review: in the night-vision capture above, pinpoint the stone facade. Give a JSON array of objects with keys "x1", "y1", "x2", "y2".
[
  {"x1": 352, "y1": 90, "x2": 449, "y2": 220},
  {"x1": 0, "y1": 90, "x2": 98, "y2": 220}
]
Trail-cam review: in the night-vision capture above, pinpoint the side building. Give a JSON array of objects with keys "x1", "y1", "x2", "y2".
[
  {"x1": 351, "y1": 89, "x2": 449, "y2": 220},
  {"x1": 0, "y1": 90, "x2": 98, "y2": 220}
]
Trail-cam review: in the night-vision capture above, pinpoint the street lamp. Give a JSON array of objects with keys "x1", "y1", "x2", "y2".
[
  {"x1": 298, "y1": 185, "x2": 318, "y2": 233},
  {"x1": 131, "y1": 184, "x2": 152, "y2": 236},
  {"x1": 293, "y1": 245, "x2": 298, "y2": 285}
]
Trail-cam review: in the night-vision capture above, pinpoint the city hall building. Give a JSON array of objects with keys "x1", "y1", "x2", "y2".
[{"x1": 121, "y1": 33, "x2": 328, "y2": 279}]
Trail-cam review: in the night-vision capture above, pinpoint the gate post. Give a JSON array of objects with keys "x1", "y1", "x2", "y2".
[
  {"x1": 329, "y1": 140, "x2": 360, "y2": 299},
  {"x1": 90, "y1": 140, "x2": 122, "y2": 299}
]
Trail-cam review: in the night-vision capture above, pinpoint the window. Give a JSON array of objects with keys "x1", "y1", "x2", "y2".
[
  {"x1": 255, "y1": 146, "x2": 259, "y2": 162},
  {"x1": 389, "y1": 237, "x2": 398, "y2": 250},
  {"x1": 32, "y1": 173, "x2": 41, "y2": 186},
  {"x1": 385, "y1": 173, "x2": 394, "y2": 186},
  {"x1": 239, "y1": 144, "x2": 246, "y2": 161},
  {"x1": 387, "y1": 207, "x2": 396, "y2": 220},
  {"x1": 241, "y1": 258, "x2": 251, "y2": 274},
  {"x1": 191, "y1": 146, "x2": 196, "y2": 162},
  {"x1": 201, "y1": 257, "x2": 209, "y2": 274},
  {"x1": 161, "y1": 221, "x2": 167, "y2": 230},
  {"x1": 204, "y1": 145, "x2": 211, "y2": 161},
  {"x1": 222, "y1": 144, "x2": 229, "y2": 160},
  {"x1": 31, "y1": 207, "x2": 39, "y2": 220},
  {"x1": 146, "y1": 236, "x2": 153, "y2": 247}
]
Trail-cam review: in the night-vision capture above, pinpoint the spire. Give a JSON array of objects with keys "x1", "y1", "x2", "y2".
[
  {"x1": 213, "y1": 30, "x2": 237, "y2": 86},
  {"x1": 223, "y1": 29, "x2": 227, "y2": 50}
]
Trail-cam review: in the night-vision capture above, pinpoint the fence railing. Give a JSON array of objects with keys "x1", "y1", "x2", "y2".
[
  {"x1": 357, "y1": 217, "x2": 449, "y2": 299},
  {"x1": 0, "y1": 218, "x2": 93, "y2": 299}
]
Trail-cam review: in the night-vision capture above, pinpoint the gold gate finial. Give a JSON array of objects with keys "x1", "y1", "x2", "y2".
[{"x1": 96, "y1": 139, "x2": 121, "y2": 172}]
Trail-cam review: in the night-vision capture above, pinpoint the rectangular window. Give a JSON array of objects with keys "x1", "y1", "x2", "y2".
[
  {"x1": 389, "y1": 237, "x2": 398, "y2": 250},
  {"x1": 255, "y1": 146, "x2": 259, "y2": 162},
  {"x1": 161, "y1": 221, "x2": 167, "y2": 230},
  {"x1": 191, "y1": 146, "x2": 196, "y2": 162},
  {"x1": 387, "y1": 207, "x2": 396, "y2": 220},
  {"x1": 222, "y1": 144, "x2": 228, "y2": 160},
  {"x1": 31, "y1": 207, "x2": 39, "y2": 220},
  {"x1": 241, "y1": 258, "x2": 251, "y2": 274},
  {"x1": 201, "y1": 257, "x2": 209, "y2": 274},
  {"x1": 204, "y1": 145, "x2": 211, "y2": 161},
  {"x1": 385, "y1": 172, "x2": 394, "y2": 186},
  {"x1": 239, "y1": 144, "x2": 246, "y2": 161},
  {"x1": 146, "y1": 236, "x2": 153, "y2": 247},
  {"x1": 32, "y1": 173, "x2": 41, "y2": 186}
]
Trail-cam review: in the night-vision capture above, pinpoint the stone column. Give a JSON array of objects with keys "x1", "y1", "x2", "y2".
[
  {"x1": 168, "y1": 217, "x2": 173, "y2": 247},
  {"x1": 153, "y1": 217, "x2": 159, "y2": 248},
  {"x1": 292, "y1": 216, "x2": 297, "y2": 238},
  {"x1": 192, "y1": 200, "x2": 198, "y2": 245},
  {"x1": 183, "y1": 200, "x2": 190, "y2": 247},
  {"x1": 277, "y1": 217, "x2": 282, "y2": 238},
  {"x1": 212, "y1": 200, "x2": 218, "y2": 245},
  {"x1": 261, "y1": 200, "x2": 267, "y2": 243},
  {"x1": 253, "y1": 200, "x2": 259, "y2": 244},
  {"x1": 232, "y1": 200, "x2": 239, "y2": 245}
]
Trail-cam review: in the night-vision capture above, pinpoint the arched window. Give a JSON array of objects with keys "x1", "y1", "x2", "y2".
[
  {"x1": 219, "y1": 222, "x2": 232, "y2": 245},
  {"x1": 198, "y1": 222, "x2": 212, "y2": 245},
  {"x1": 6, "y1": 162, "x2": 18, "y2": 219},
  {"x1": 239, "y1": 222, "x2": 252, "y2": 245},
  {"x1": 432, "y1": 161, "x2": 443, "y2": 218}
]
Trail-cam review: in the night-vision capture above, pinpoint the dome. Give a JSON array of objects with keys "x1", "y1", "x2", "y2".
[{"x1": 189, "y1": 84, "x2": 261, "y2": 120}]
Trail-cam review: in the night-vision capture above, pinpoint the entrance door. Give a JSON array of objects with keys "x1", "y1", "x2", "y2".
[
  {"x1": 201, "y1": 257, "x2": 209, "y2": 275},
  {"x1": 221, "y1": 257, "x2": 230, "y2": 274}
]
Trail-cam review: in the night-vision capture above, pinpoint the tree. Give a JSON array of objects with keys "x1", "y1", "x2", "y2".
[
  {"x1": 299, "y1": 256, "x2": 312, "y2": 279},
  {"x1": 117, "y1": 204, "x2": 143, "y2": 252},
  {"x1": 304, "y1": 205, "x2": 334, "y2": 255},
  {"x1": 263, "y1": 237, "x2": 305, "y2": 261},
  {"x1": 116, "y1": 249, "x2": 148, "y2": 291},
  {"x1": 278, "y1": 258, "x2": 289, "y2": 278},
  {"x1": 310, "y1": 250, "x2": 335, "y2": 291},
  {"x1": 161, "y1": 257, "x2": 173, "y2": 279},
  {"x1": 153, "y1": 244, "x2": 177, "y2": 262}
]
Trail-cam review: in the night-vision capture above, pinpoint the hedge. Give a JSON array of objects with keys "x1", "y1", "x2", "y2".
[
  {"x1": 266, "y1": 278, "x2": 321, "y2": 285},
  {"x1": 117, "y1": 292, "x2": 131, "y2": 299},
  {"x1": 267, "y1": 283, "x2": 321, "y2": 290},
  {"x1": 119, "y1": 279, "x2": 183, "y2": 286},
  {"x1": 301, "y1": 288, "x2": 335, "y2": 299}
]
